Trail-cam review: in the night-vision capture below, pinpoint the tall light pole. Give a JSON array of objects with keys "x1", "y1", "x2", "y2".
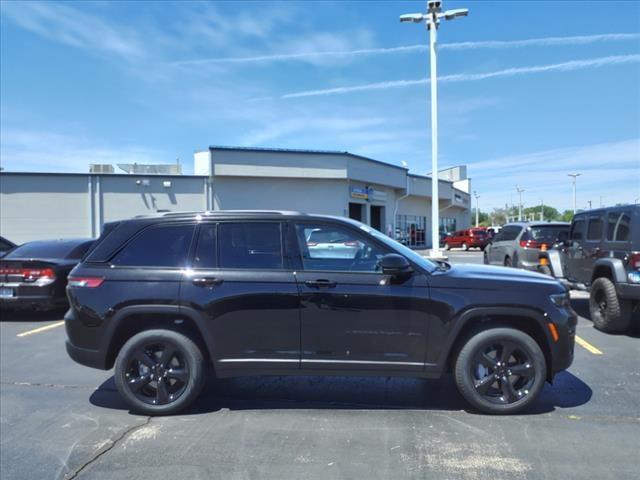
[
  {"x1": 400, "y1": 1, "x2": 469, "y2": 258},
  {"x1": 516, "y1": 185, "x2": 525, "y2": 221},
  {"x1": 474, "y1": 191, "x2": 480, "y2": 227},
  {"x1": 568, "y1": 173, "x2": 581, "y2": 214}
]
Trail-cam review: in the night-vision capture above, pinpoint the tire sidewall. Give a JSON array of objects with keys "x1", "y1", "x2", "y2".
[
  {"x1": 589, "y1": 277, "x2": 629, "y2": 333},
  {"x1": 114, "y1": 329, "x2": 205, "y2": 416},
  {"x1": 454, "y1": 328, "x2": 546, "y2": 415}
]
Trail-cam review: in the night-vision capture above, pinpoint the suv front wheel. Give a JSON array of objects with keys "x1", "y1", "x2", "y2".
[
  {"x1": 114, "y1": 329, "x2": 206, "y2": 415},
  {"x1": 454, "y1": 327, "x2": 546, "y2": 414},
  {"x1": 589, "y1": 277, "x2": 631, "y2": 333}
]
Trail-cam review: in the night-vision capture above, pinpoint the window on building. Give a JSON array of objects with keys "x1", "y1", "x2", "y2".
[
  {"x1": 295, "y1": 223, "x2": 388, "y2": 272},
  {"x1": 606, "y1": 211, "x2": 631, "y2": 242},
  {"x1": 395, "y1": 215, "x2": 426, "y2": 248},
  {"x1": 440, "y1": 217, "x2": 457, "y2": 234},
  {"x1": 112, "y1": 224, "x2": 194, "y2": 267},
  {"x1": 218, "y1": 222, "x2": 283, "y2": 269},
  {"x1": 192, "y1": 224, "x2": 217, "y2": 269}
]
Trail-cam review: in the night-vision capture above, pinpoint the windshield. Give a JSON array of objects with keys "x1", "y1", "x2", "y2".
[{"x1": 352, "y1": 221, "x2": 438, "y2": 273}]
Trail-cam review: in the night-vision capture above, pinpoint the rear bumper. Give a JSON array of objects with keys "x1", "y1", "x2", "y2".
[
  {"x1": 0, "y1": 295, "x2": 66, "y2": 311},
  {"x1": 617, "y1": 282, "x2": 640, "y2": 301},
  {"x1": 64, "y1": 308, "x2": 110, "y2": 370}
]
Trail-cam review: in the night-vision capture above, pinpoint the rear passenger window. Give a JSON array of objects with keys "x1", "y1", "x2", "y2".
[
  {"x1": 192, "y1": 224, "x2": 216, "y2": 268},
  {"x1": 218, "y1": 223, "x2": 283, "y2": 269},
  {"x1": 113, "y1": 224, "x2": 194, "y2": 267},
  {"x1": 607, "y1": 212, "x2": 631, "y2": 242},
  {"x1": 501, "y1": 226, "x2": 521, "y2": 241},
  {"x1": 587, "y1": 217, "x2": 603, "y2": 241}
]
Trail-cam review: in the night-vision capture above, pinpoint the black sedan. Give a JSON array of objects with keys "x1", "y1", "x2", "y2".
[{"x1": 0, "y1": 238, "x2": 94, "y2": 311}]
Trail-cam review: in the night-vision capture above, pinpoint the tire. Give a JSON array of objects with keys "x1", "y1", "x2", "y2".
[
  {"x1": 454, "y1": 327, "x2": 546, "y2": 415},
  {"x1": 504, "y1": 256, "x2": 512, "y2": 267},
  {"x1": 480, "y1": 246, "x2": 486, "y2": 252},
  {"x1": 589, "y1": 277, "x2": 631, "y2": 333},
  {"x1": 114, "y1": 329, "x2": 206, "y2": 415},
  {"x1": 462, "y1": 242, "x2": 469, "y2": 251}
]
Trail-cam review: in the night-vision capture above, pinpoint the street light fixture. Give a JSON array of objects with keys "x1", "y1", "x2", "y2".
[
  {"x1": 568, "y1": 173, "x2": 581, "y2": 214},
  {"x1": 400, "y1": 1, "x2": 469, "y2": 259},
  {"x1": 516, "y1": 185, "x2": 525, "y2": 221}
]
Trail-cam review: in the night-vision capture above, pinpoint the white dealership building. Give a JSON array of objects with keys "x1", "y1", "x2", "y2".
[{"x1": 0, "y1": 146, "x2": 471, "y2": 248}]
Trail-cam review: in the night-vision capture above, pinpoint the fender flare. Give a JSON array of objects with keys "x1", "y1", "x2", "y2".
[
  {"x1": 591, "y1": 258, "x2": 627, "y2": 284},
  {"x1": 435, "y1": 305, "x2": 553, "y2": 371},
  {"x1": 103, "y1": 304, "x2": 215, "y2": 365}
]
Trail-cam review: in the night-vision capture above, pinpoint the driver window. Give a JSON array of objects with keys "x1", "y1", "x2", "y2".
[{"x1": 295, "y1": 223, "x2": 388, "y2": 272}]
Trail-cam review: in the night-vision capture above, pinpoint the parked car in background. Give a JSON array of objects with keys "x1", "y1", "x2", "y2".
[
  {"x1": 0, "y1": 238, "x2": 94, "y2": 311},
  {"x1": 443, "y1": 228, "x2": 489, "y2": 251},
  {"x1": 538, "y1": 206, "x2": 639, "y2": 333},
  {"x1": 484, "y1": 222, "x2": 570, "y2": 270},
  {"x1": 65, "y1": 211, "x2": 575, "y2": 416},
  {"x1": 0, "y1": 236, "x2": 17, "y2": 257}
]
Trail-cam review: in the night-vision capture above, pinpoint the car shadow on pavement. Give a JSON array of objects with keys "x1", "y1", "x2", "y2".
[
  {"x1": 90, "y1": 370, "x2": 591, "y2": 416},
  {"x1": 0, "y1": 308, "x2": 67, "y2": 322}
]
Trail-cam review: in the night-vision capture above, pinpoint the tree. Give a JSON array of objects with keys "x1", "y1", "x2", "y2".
[{"x1": 560, "y1": 210, "x2": 574, "y2": 222}]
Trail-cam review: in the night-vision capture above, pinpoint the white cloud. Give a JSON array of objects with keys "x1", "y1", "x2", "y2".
[
  {"x1": 0, "y1": 128, "x2": 168, "y2": 173},
  {"x1": 172, "y1": 32, "x2": 640, "y2": 66},
  {"x1": 280, "y1": 54, "x2": 640, "y2": 98},
  {"x1": 471, "y1": 139, "x2": 640, "y2": 211},
  {"x1": 0, "y1": 1, "x2": 146, "y2": 61}
]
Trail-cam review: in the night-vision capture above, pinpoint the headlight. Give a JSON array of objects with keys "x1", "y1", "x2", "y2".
[{"x1": 550, "y1": 292, "x2": 570, "y2": 308}]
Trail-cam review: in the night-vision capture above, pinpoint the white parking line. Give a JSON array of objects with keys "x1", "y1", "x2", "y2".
[{"x1": 16, "y1": 321, "x2": 65, "y2": 337}]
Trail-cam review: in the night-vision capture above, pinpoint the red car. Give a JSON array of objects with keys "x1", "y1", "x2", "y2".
[{"x1": 443, "y1": 228, "x2": 489, "y2": 251}]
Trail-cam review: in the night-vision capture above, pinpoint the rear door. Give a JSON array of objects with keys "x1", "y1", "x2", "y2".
[
  {"x1": 292, "y1": 220, "x2": 430, "y2": 372},
  {"x1": 582, "y1": 214, "x2": 605, "y2": 283},
  {"x1": 179, "y1": 221, "x2": 300, "y2": 372},
  {"x1": 565, "y1": 216, "x2": 587, "y2": 281}
]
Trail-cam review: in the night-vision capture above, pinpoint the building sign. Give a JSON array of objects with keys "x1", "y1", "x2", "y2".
[{"x1": 350, "y1": 187, "x2": 369, "y2": 200}]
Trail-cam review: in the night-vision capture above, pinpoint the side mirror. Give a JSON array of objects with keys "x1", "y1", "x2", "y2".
[{"x1": 380, "y1": 253, "x2": 413, "y2": 276}]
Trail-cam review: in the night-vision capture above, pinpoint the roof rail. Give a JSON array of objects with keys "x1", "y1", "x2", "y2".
[{"x1": 134, "y1": 210, "x2": 305, "y2": 219}]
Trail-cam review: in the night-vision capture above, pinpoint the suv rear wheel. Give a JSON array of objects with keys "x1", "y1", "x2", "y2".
[
  {"x1": 114, "y1": 329, "x2": 206, "y2": 415},
  {"x1": 589, "y1": 277, "x2": 631, "y2": 333},
  {"x1": 454, "y1": 327, "x2": 546, "y2": 414}
]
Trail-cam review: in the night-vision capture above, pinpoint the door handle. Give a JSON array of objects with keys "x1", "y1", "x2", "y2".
[
  {"x1": 305, "y1": 279, "x2": 337, "y2": 288},
  {"x1": 192, "y1": 277, "x2": 223, "y2": 287}
]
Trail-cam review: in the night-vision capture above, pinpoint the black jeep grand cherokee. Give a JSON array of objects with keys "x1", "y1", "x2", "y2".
[{"x1": 65, "y1": 211, "x2": 576, "y2": 415}]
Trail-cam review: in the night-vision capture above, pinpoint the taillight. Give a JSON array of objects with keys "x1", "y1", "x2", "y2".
[
  {"x1": 630, "y1": 252, "x2": 640, "y2": 270},
  {"x1": 520, "y1": 240, "x2": 542, "y2": 249},
  {"x1": 0, "y1": 267, "x2": 56, "y2": 282},
  {"x1": 67, "y1": 277, "x2": 104, "y2": 288}
]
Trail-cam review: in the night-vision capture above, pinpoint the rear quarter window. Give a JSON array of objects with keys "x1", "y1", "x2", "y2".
[
  {"x1": 606, "y1": 211, "x2": 631, "y2": 242},
  {"x1": 111, "y1": 224, "x2": 195, "y2": 267}
]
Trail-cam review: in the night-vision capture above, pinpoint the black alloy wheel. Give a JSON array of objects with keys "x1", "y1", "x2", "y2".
[
  {"x1": 125, "y1": 342, "x2": 189, "y2": 406},
  {"x1": 115, "y1": 329, "x2": 205, "y2": 415},
  {"x1": 470, "y1": 341, "x2": 535, "y2": 405},
  {"x1": 454, "y1": 327, "x2": 546, "y2": 414}
]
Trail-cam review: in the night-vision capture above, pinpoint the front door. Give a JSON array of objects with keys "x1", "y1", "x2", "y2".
[
  {"x1": 292, "y1": 221, "x2": 430, "y2": 372},
  {"x1": 180, "y1": 221, "x2": 300, "y2": 372}
]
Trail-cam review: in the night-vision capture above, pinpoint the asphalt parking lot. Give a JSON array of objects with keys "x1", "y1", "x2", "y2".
[{"x1": 1, "y1": 251, "x2": 638, "y2": 480}]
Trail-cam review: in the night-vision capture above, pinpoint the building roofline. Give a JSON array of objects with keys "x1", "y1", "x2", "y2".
[
  {"x1": 208, "y1": 145, "x2": 409, "y2": 172},
  {"x1": 0, "y1": 171, "x2": 207, "y2": 178}
]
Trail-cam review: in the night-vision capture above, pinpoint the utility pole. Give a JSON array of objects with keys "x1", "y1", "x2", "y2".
[
  {"x1": 474, "y1": 191, "x2": 480, "y2": 227},
  {"x1": 516, "y1": 185, "x2": 525, "y2": 221},
  {"x1": 568, "y1": 173, "x2": 581, "y2": 214},
  {"x1": 400, "y1": 1, "x2": 468, "y2": 258},
  {"x1": 588, "y1": 200, "x2": 592, "y2": 210},
  {"x1": 540, "y1": 199, "x2": 544, "y2": 221}
]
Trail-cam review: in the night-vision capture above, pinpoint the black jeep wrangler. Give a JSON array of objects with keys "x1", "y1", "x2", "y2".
[{"x1": 538, "y1": 205, "x2": 640, "y2": 333}]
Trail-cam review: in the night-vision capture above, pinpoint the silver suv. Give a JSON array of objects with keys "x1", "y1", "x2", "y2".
[{"x1": 484, "y1": 222, "x2": 570, "y2": 270}]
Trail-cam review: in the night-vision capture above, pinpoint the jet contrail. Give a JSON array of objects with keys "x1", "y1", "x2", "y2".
[
  {"x1": 173, "y1": 33, "x2": 640, "y2": 66},
  {"x1": 281, "y1": 54, "x2": 640, "y2": 99}
]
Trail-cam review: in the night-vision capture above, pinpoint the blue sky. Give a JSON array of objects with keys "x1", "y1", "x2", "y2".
[{"x1": 1, "y1": 1, "x2": 639, "y2": 212}]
